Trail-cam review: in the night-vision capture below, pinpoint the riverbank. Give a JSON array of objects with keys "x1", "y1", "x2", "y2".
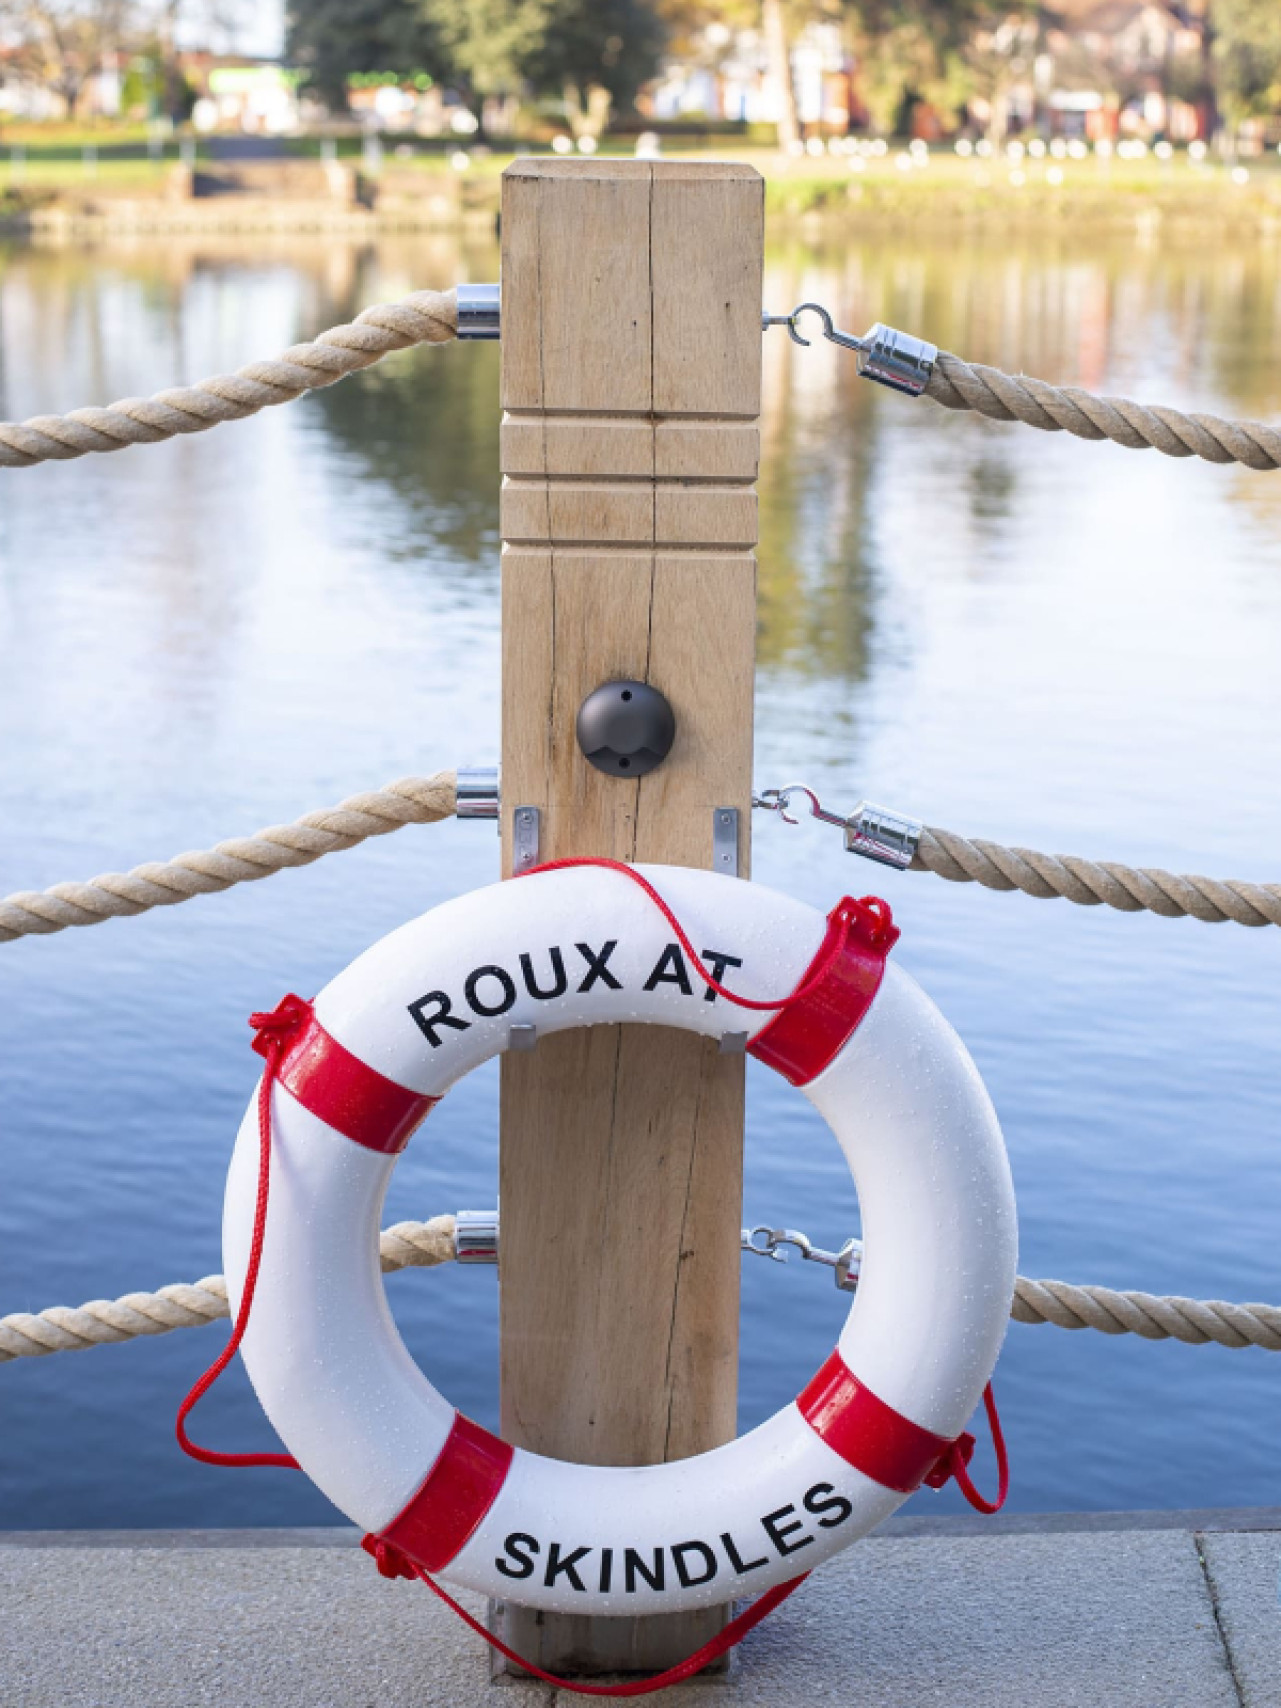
[
  {"x1": 4, "y1": 147, "x2": 1281, "y2": 236},
  {"x1": 4, "y1": 1510, "x2": 1276, "y2": 1704}
]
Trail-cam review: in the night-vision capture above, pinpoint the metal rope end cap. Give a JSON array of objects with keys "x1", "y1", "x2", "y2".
[
  {"x1": 456, "y1": 282, "x2": 500, "y2": 341},
  {"x1": 857, "y1": 324, "x2": 937, "y2": 396},
  {"x1": 456, "y1": 765, "x2": 500, "y2": 821},
  {"x1": 455, "y1": 1208, "x2": 499, "y2": 1263},
  {"x1": 845, "y1": 802, "x2": 922, "y2": 870}
]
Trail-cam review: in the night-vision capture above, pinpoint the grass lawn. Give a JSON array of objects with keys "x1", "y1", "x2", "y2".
[{"x1": 3, "y1": 131, "x2": 1280, "y2": 230}]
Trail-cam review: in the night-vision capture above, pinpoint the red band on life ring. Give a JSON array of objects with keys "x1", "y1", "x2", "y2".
[
  {"x1": 797, "y1": 1350, "x2": 955, "y2": 1495},
  {"x1": 251, "y1": 994, "x2": 438, "y2": 1155},
  {"x1": 379, "y1": 1412, "x2": 515, "y2": 1572},
  {"x1": 749, "y1": 898, "x2": 899, "y2": 1088}
]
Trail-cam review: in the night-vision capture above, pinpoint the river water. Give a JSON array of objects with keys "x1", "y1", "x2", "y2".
[{"x1": 2, "y1": 225, "x2": 1279, "y2": 1530}]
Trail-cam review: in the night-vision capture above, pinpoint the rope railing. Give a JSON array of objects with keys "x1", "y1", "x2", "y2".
[
  {"x1": 924, "y1": 349, "x2": 1281, "y2": 471},
  {"x1": 4, "y1": 778, "x2": 1274, "y2": 943},
  {"x1": 0, "y1": 289, "x2": 457, "y2": 468},
  {"x1": 1010, "y1": 1278, "x2": 1281, "y2": 1350},
  {"x1": 7, "y1": 782, "x2": 1277, "y2": 942},
  {"x1": 0, "y1": 772, "x2": 456, "y2": 942},
  {"x1": 0, "y1": 1217, "x2": 457, "y2": 1360},
  {"x1": 4, "y1": 1215, "x2": 1277, "y2": 1359},
  {"x1": 5, "y1": 283, "x2": 1278, "y2": 475},
  {"x1": 913, "y1": 826, "x2": 1281, "y2": 928},
  {"x1": 767, "y1": 303, "x2": 1281, "y2": 470}
]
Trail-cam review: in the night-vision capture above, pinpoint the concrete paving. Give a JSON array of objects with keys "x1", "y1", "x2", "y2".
[
  {"x1": 1200, "y1": 1532, "x2": 1281, "y2": 1708},
  {"x1": 2, "y1": 1514, "x2": 1278, "y2": 1706}
]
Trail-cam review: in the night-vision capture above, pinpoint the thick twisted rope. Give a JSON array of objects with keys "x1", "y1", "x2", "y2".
[
  {"x1": 0, "y1": 1216, "x2": 457, "y2": 1360},
  {"x1": 4, "y1": 288, "x2": 1275, "y2": 472},
  {"x1": 4, "y1": 785, "x2": 1275, "y2": 942},
  {"x1": 0, "y1": 771, "x2": 456, "y2": 943},
  {"x1": 924, "y1": 349, "x2": 1281, "y2": 470},
  {"x1": 1012, "y1": 1277, "x2": 1281, "y2": 1350},
  {"x1": 5, "y1": 1221, "x2": 1278, "y2": 1358},
  {"x1": 913, "y1": 826, "x2": 1281, "y2": 927},
  {"x1": 0, "y1": 289, "x2": 457, "y2": 468}
]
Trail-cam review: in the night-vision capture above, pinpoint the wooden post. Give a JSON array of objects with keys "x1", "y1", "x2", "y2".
[{"x1": 496, "y1": 157, "x2": 763, "y2": 1676}]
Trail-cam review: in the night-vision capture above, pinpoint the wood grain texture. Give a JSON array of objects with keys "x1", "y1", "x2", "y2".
[{"x1": 497, "y1": 157, "x2": 762, "y2": 1676}]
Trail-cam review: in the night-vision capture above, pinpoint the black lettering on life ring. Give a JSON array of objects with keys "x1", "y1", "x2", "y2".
[
  {"x1": 544, "y1": 1542, "x2": 591, "y2": 1591},
  {"x1": 575, "y1": 940, "x2": 622, "y2": 992},
  {"x1": 761, "y1": 1503, "x2": 813, "y2": 1557},
  {"x1": 803, "y1": 1482, "x2": 853, "y2": 1529},
  {"x1": 490, "y1": 1482, "x2": 842, "y2": 1596},
  {"x1": 720, "y1": 1530, "x2": 769, "y2": 1574},
  {"x1": 623, "y1": 1546, "x2": 665, "y2": 1593},
  {"x1": 408, "y1": 991, "x2": 472, "y2": 1048},
  {"x1": 671, "y1": 1540, "x2": 718, "y2": 1588},
  {"x1": 520, "y1": 947, "x2": 568, "y2": 1001},
  {"x1": 700, "y1": 949, "x2": 743, "y2": 1002},
  {"x1": 495, "y1": 1533, "x2": 539, "y2": 1579},
  {"x1": 465, "y1": 965, "x2": 518, "y2": 1017},
  {"x1": 643, "y1": 944, "x2": 692, "y2": 995}
]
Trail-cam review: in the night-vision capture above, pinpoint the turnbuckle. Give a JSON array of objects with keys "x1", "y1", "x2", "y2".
[
  {"x1": 741, "y1": 1225, "x2": 862, "y2": 1293},
  {"x1": 762, "y1": 303, "x2": 937, "y2": 397},
  {"x1": 753, "y1": 784, "x2": 922, "y2": 872}
]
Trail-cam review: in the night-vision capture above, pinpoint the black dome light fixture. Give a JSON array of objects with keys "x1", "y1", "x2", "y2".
[{"x1": 576, "y1": 680, "x2": 676, "y2": 778}]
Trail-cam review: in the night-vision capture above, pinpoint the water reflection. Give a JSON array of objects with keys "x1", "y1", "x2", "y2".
[
  {"x1": 1, "y1": 223, "x2": 1279, "y2": 1530},
  {"x1": 311, "y1": 342, "x2": 502, "y2": 562}
]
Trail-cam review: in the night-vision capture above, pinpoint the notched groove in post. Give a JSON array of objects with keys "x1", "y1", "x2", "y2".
[
  {"x1": 503, "y1": 474, "x2": 756, "y2": 488},
  {"x1": 502, "y1": 409, "x2": 758, "y2": 425},
  {"x1": 502, "y1": 537, "x2": 758, "y2": 552}
]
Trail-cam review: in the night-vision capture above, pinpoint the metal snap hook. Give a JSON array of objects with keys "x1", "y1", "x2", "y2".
[
  {"x1": 742, "y1": 1225, "x2": 789, "y2": 1263},
  {"x1": 760, "y1": 309, "x2": 809, "y2": 347},
  {"x1": 788, "y1": 302, "x2": 836, "y2": 348},
  {"x1": 793, "y1": 303, "x2": 868, "y2": 354},
  {"x1": 753, "y1": 780, "x2": 923, "y2": 869},
  {"x1": 762, "y1": 303, "x2": 845, "y2": 349},
  {"x1": 763, "y1": 783, "x2": 849, "y2": 831}
]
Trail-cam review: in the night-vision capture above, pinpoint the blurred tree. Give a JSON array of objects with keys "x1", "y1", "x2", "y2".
[
  {"x1": 956, "y1": 4, "x2": 1040, "y2": 145},
  {"x1": 0, "y1": 0, "x2": 137, "y2": 116},
  {"x1": 295, "y1": 0, "x2": 671, "y2": 134},
  {"x1": 658, "y1": 0, "x2": 811, "y2": 150},
  {"x1": 415, "y1": 0, "x2": 554, "y2": 105},
  {"x1": 152, "y1": 0, "x2": 235, "y2": 122},
  {"x1": 846, "y1": 1, "x2": 982, "y2": 136},
  {"x1": 1211, "y1": 0, "x2": 1281, "y2": 134},
  {"x1": 421, "y1": 0, "x2": 666, "y2": 135},
  {"x1": 762, "y1": 0, "x2": 800, "y2": 150},
  {"x1": 285, "y1": 0, "x2": 444, "y2": 109},
  {"x1": 536, "y1": 0, "x2": 668, "y2": 135}
]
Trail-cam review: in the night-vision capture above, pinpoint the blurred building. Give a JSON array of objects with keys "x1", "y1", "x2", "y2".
[
  {"x1": 972, "y1": 2, "x2": 1210, "y2": 142},
  {"x1": 0, "y1": 49, "x2": 62, "y2": 120},
  {"x1": 346, "y1": 77, "x2": 493, "y2": 137},
  {"x1": 0, "y1": 46, "x2": 126, "y2": 121},
  {"x1": 645, "y1": 20, "x2": 854, "y2": 134},
  {"x1": 180, "y1": 58, "x2": 303, "y2": 135},
  {"x1": 1050, "y1": 2, "x2": 1207, "y2": 138}
]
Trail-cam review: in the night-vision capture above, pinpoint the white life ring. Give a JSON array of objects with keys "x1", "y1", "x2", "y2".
[{"x1": 224, "y1": 863, "x2": 1016, "y2": 1616}]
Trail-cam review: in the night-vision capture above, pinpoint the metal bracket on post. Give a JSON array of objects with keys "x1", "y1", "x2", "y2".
[
  {"x1": 512, "y1": 805, "x2": 541, "y2": 874},
  {"x1": 712, "y1": 807, "x2": 740, "y2": 879}
]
